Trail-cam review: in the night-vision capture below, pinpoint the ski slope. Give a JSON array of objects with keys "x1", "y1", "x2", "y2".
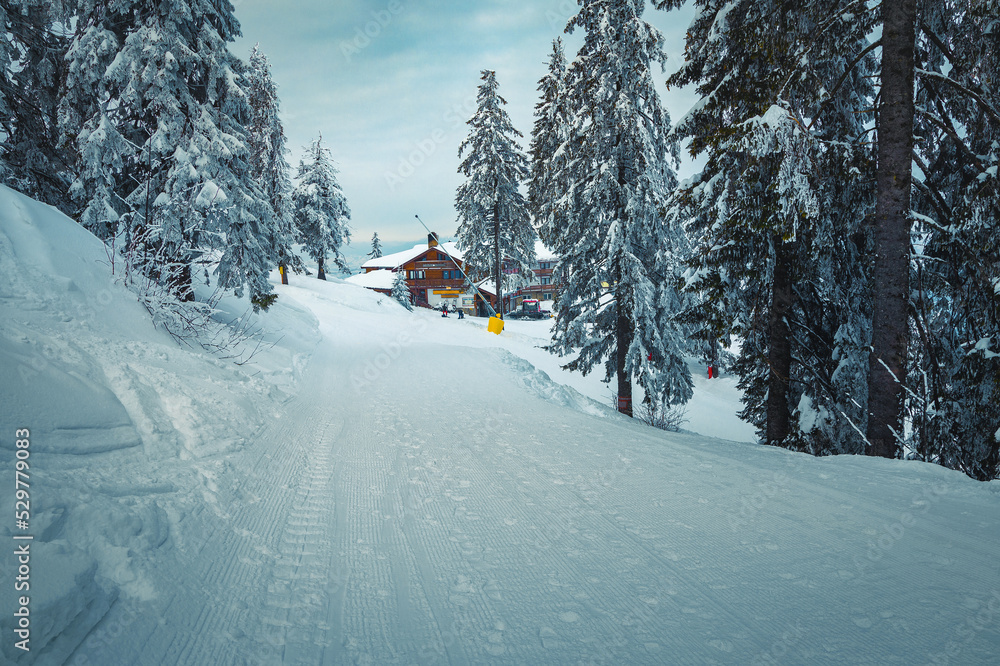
[{"x1": 2, "y1": 185, "x2": 1000, "y2": 665}]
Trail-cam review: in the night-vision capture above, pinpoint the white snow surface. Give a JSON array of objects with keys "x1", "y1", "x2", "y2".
[
  {"x1": 345, "y1": 268, "x2": 396, "y2": 291},
  {"x1": 2, "y1": 185, "x2": 1000, "y2": 665}
]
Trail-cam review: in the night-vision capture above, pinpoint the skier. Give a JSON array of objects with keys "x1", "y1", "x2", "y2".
[
  {"x1": 442, "y1": 304, "x2": 449, "y2": 317},
  {"x1": 457, "y1": 308, "x2": 465, "y2": 319}
]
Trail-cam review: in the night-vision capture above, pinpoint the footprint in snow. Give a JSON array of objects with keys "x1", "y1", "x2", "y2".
[
  {"x1": 485, "y1": 621, "x2": 506, "y2": 655},
  {"x1": 539, "y1": 626, "x2": 564, "y2": 649}
]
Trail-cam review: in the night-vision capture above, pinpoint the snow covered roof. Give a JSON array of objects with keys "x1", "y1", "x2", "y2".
[
  {"x1": 361, "y1": 241, "x2": 463, "y2": 270},
  {"x1": 476, "y1": 279, "x2": 496, "y2": 296},
  {"x1": 345, "y1": 269, "x2": 396, "y2": 290}
]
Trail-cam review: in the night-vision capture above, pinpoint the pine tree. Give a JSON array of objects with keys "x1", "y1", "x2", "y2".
[
  {"x1": 61, "y1": 0, "x2": 276, "y2": 304},
  {"x1": 245, "y1": 44, "x2": 301, "y2": 287},
  {"x1": 391, "y1": 270, "x2": 413, "y2": 311},
  {"x1": 527, "y1": 38, "x2": 569, "y2": 228},
  {"x1": 455, "y1": 70, "x2": 536, "y2": 315},
  {"x1": 662, "y1": 0, "x2": 876, "y2": 450},
  {"x1": 906, "y1": 1, "x2": 1000, "y2": 479},
  {"x1": 369, "y1": 232, "x2": 384, "y2": 259},
  {"x1": 293, "y1": 135, "x2": 351, "y2": 281},
  {"x1": 1, "y1": 0, "x2": 75, "y2": 213},
  {"x1": 867, "y1": 0, "x2": 917, "y2": 458},
  {"x1": 542, "y1": 0, "x2": 691, "y2": 416}
]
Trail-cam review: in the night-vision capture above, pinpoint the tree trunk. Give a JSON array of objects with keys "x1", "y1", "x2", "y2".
[
  {"x1": 766, "y1": 236, "x2": 793, "y2": 445},
  {"x1": 279, "y1": 263, "x2": 289, "y2": 285},
  {"x1": 616, "y1": 264, "x2": 634, "y2": 416},
  {"x1": 494, "y1": 199, "x2": 502, "y2": 317},
  {"x1": 317, "y1": 256, "x2": 326, "y2": 281},
  {"x1": 868, "y1": 0, "x2": 916, "y2": 458}
]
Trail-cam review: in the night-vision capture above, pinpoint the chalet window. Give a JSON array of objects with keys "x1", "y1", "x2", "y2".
[
  {"x1": 407, "y1": 270, "x2": 425, "y2": 280},
  {"x1": 543, "y1": 293, "x2": 552, "y2": 301},
  {"x1": 539, "y1": 261, "x2": 553, "y2": 270},
  {"x1": 540, "y1": 276, "x2": 551, "y2": 285}
]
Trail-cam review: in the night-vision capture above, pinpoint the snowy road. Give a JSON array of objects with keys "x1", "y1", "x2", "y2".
[
  {"x1": 77, "y1": 281, "x2": 1000, "y2": 665},
  {"x1": 2, "y1": 184, "x2": 997, "y2": 665}
]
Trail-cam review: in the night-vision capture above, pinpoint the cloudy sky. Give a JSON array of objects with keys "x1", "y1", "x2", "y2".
[{"x1": 231, "y1": 0, "x2": 701, "y2": 262}]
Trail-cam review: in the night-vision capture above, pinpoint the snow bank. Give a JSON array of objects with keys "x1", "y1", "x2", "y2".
[
  {"x1": 0, "y1": 185, "x2": 317, "y2": 661},
  {"x1": 1, "y1": 186, "x2": 998, "y2": 664}
]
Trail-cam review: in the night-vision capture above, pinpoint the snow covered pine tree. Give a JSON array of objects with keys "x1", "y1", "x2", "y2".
[
  {"x1": 245, "y1": 43, "x2": 302, "y2": 288},
  {"x1": 61, "y1": 0, "x2": 277, "y2": 306},
  {"x1": 662, "y1": 0, "x2": 876, "y2": 452},
  {"x1": 455, "y1": 70, "x2": 536, "y2": 317},
  {"x1": 1, "y1": 0, "x2": 75, "y2": 214},
  {"x1": 293, "y1": 135, "x2": 352, "y2": 281},
  {"x1": 391, "y1": 270, "x2": 413, "y2": 311},
  {"x1": 906, "y1": 1, "x2": 1000, "y2": 479},
  {"x1": 527, "y1": 38, "x2": 569, "y2": 236},
  {"x1": 369, "y1": 232, "x2": 384, "y2": 259},
  {"x1": 540, "y1": 0, "x2": 691, "y2": 417}
]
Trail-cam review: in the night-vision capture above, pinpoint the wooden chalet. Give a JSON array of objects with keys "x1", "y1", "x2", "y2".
[{"x1": 352, "y1": 233, "x2": 476, "y2": 311}]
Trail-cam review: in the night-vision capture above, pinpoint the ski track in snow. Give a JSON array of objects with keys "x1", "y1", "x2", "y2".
[
  {"x1": 0, "y1": 186, "x2": 995, "y2": 666},
  {"x1": 73, "y1": 285, "x2": 1000, "y2": 665}
]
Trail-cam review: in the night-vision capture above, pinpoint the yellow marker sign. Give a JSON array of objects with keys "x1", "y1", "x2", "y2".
[{"x1": 487, "y1": 316, "x2": 504, "y2": 335}]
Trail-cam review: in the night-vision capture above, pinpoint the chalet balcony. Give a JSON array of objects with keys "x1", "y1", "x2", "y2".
[{"x1": 407, "y1": 278, "x2": 467, "y2": 289}]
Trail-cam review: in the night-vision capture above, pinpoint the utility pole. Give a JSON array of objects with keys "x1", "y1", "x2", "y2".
[{"x1": 494, "y1": 199, "x2": 502, "y2": 318}]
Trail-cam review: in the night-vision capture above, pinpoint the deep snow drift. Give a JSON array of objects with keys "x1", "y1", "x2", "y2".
[{"x1": 2, "y1": 186, "x2": 999, "y2": 665}]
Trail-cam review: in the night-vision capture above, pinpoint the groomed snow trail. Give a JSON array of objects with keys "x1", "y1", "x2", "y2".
[{"x1": 78, "y1": 281, "x2": 1000, "y2": 665}]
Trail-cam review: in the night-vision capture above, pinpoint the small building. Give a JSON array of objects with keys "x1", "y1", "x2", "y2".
[
  {"x1": 475, "y1": 241, "x2": 562, "y2": 315},
  {"x1": 513, "y1": 240, "x2": 559, "y2": 306},
  {"x1": 353, "y1": 233, "x2": 471, "y2": 311}
]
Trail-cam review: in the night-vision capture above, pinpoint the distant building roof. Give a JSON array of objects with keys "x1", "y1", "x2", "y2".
[
  {"x1": 361, "y1": 241, "x2": 464, "y2": 270},
  {"x1": 476, "y1": 278, "x2": 496, "y2": 296}
]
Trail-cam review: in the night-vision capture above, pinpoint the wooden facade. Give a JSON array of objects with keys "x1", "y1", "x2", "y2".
[{"x1": 363, "y1": 234, "x2": 470, "y2": 310}]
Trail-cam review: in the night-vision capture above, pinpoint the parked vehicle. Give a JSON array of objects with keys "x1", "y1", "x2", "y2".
[{"x1": 509, "y1": 298, "x2": 546, "y2": 320}]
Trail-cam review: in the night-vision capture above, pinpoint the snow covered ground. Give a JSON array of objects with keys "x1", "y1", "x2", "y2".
[{"x1": 2, "y1": 185, "x2": 999, "y2": 665}]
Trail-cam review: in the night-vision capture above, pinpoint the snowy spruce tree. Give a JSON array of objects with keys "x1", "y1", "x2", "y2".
[
  {"x1": 61, "y1": 0, "x2": 277, "y2": 305},
  {"x1": 662, "y1": 0, "x2": 877, "y2": 452},
  {"x1": 455, "y1": 70, "x2": 536, "y2": 315},
  {"x1": 293, "y1": 135, "x2": 352, "y2": 281},
  {"x1": 368, "y1": 232, "x2": 383, "y2": 259},
  {"x1": 527, "y1": 38, "x2": 569, "y2": 229},
  {"x1": 391, "y1": 270, "x2": 413, "y2": 311},
  {"x1": 905, "y1": 2, "x2": 1000, "y2": 479},
  {"x1": 245, "y1": 43, "x2": 301, "y2": 287},
  {"x1": 1, "y1": 0, "x2": 75, "y2": 213},
  {"x1": 541, "y1": 0, "x2": 691, "y2": 417}
]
